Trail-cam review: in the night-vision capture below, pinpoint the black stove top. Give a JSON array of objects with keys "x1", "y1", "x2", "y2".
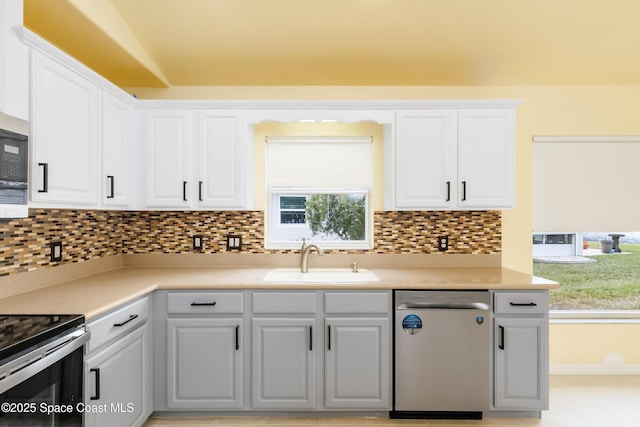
[{"x1": 0, "y1": 314, "x2": 85, "y2": 363}]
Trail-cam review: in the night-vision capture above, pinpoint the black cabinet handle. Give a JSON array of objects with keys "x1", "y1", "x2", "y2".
[
  {"x1": 498, "y1": 325, "x2": 505, "y2": 350},
  {"x1": 107, "y1": 175, "x2": 115, "y2": 198},
  {"x1": 190, "y1": 301, "x2": 217, "y2": 307},
  {"x1": 235, "y1": 325, "x2": 240, "y2": 350},
  {"x1": 327, "y1": 325, "x2": 331, "y2": 351},
  {"x1": 446, "y1": 181, "x2": 451, "y2": 202},
  {"x1": 90, "y1": 368, "x2": 100, "y2": 400},
  {"x1": 113, "y1": 314, "x2": 138, "y2": 327},
  {"x1": 461, "y1": 181, "x2": 467, "y2": 201},
  {"x1": 199, "y1": 181, "x2": 203, "y2": 201},
  {"x1": 510, "y1": 302, "x2": 538, "y2": 307},
  {"x1": 309, "y1": 326, "x2": 313, "y2": 351},
  {"x1": 183, "y1": 181, "x2": 188, "y2": 201},
  {"x1": 38, "y1": 163, "x2": 48, "y2": 193}
]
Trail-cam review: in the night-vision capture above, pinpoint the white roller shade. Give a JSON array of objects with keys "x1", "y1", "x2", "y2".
[
  {"x1": 533, "y1": 136, "x2": 640, "y2": 232},
  {"x1": 266, "y1": 136, "x2": 372, "y2": 188}
]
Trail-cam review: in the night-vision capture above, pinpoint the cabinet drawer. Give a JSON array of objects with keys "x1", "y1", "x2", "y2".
[
  {"x1": 324, "y1": 292, "x2": 390, "y2": 315},
  {"x1": 252, "y1": 292, "x2": 317, "y2": 314},
  {"x1": 494, "y1": 292, "x2": 548, "y2": 315},
  {"x1": 167, "y1": 291, "x2": 244, "y2": 314},
  {"x1": 87, "y1": 296, "x2": 149, "y2": 354}
]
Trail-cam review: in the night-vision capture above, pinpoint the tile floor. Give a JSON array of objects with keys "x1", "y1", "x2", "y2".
[{"x1": 143, "y1": 376, "x2": 640, "y2": 427}]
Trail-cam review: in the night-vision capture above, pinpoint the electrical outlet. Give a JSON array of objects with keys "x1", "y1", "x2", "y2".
[
  {"x1": 50, "y1": 241, "x2": 62, "y2": 262},
  {"x1": 227, "y1": 235, "x2": 242, "y2": 250},
  {"x1": 193, "y1": 236, "x2": 203, "y2": 251},
  {"x1": 438, "y1": 236, "x2": 449, "y2": 252}
]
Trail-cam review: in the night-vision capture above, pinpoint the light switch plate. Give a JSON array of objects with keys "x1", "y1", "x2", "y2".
[
  {"x1": 227, "y1": 235, "x2": 242, "y2": 250},
  {"x1": 193, "y1": 236, "x2": 203, "y2": 251},
  {"x1": 50, "y1": 241, "x2": 62, "y2": 262}
]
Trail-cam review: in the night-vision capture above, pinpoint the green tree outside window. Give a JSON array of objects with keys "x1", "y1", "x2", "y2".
[{"x1": 305, "y1": 194, "x2": 366, "y2": 241}]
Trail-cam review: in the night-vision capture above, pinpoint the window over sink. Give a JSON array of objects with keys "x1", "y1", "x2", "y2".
[{"x1": 265, "y1": 136, "x2": 373, "y2": 250}]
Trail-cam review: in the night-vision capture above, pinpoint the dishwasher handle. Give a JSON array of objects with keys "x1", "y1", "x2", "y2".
[{"x1": 397, "y1": 302, "x2": 490, "y2": 310}]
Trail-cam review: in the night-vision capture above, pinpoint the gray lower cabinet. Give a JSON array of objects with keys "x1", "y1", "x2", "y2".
[
  {"x1": 251, "y1": 317, "x2": 317, "y2": 409},
  {"x1": 156, "y1": 289, "x2": 392, "y2": 413},
  {"x1": 324, "y1": 317, "x2": 390, "y2": 409},
  {"x1": 163, "y1": 291, "x2": 245, "y2": 410},
  {"x1": 250, "y1": 291, "x2": 318, "y2": 409},
  {"x1": 84, "y1": 297, "x2": 151, "y2": 427},
  {"x1": 493, "y1": 291, "x2": 549, "y2": 411},
  {"x1": 166, "y1": 318, "x2": 243, "y2": 409}
]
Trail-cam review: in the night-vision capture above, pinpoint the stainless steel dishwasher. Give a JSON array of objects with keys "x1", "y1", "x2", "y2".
[{"x1": 392, "y1": 290, "x2": 491, "y2": 419}]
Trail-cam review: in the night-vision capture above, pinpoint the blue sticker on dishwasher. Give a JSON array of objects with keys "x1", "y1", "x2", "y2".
[{"x1": 402, "y1": 314, "x2": 423, "y2": 335}]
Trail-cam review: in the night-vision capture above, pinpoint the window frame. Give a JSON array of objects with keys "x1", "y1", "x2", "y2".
[{"x1": 266, "y1": 187, "x2": 372, "y2": 250}]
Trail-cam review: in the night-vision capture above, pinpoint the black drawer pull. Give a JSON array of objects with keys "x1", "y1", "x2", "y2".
[
  {"x1": 190, "y1": 301, "x2": 217, "y2": 307},
  {"x1": 113, "y1": 314, "x2": 138, "y2": 327},
  {"x1": 235, "y1": 325, "x2": 240, "y2": 350},
  {"x1": 327, "y1": 325, "x2": 331, "y2": 351},
  {"x1": 509, "y1": 302, "x2": 538, "y2": 307},
  {"x1": 498, "y1": 325, "x2": 505, "y2": 350},
  {"x1": 90, "y1": 368, "x2": 100, "y2": 400}
]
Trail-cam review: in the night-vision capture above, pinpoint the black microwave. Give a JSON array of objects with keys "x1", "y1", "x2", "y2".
[{"x1": 0, "y1": 112, "x2": 28, "y2": 219}]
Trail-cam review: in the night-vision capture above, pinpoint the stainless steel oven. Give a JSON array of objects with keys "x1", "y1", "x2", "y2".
[{"x1": 0, "y1": 315, "x2": 89, "y2": 426}]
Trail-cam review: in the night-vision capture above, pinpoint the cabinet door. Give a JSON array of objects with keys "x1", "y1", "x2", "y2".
[
  {"x1": 102, "y1": 92, "x2": 132, "y2": 206},
  {"x1": 325, "y1": 318, "x2": 390, "y2": 409},
  {"x1": 251, "y1": 318, "x2": 316, "y2": 409},
  {"x1": 458, "y1": 109, "x2": 515, "y2": 209},
  {"x1": 494, "y1": 317, "x2": 549, "y2": 410},
  {"x1": 144, "y1": 110, "x2": 192, "y2": 208},
  {"x1": 166, "y1": 318, "x2": 243, "y2": 409},
  {"x1": 31, "y1": 51, "x2": 99, "y2": 205},
  {"x1": 85, "y1": 324, "x2": 150, "y2": 427},
  {"x1": 197, "y1": 110, "x2": 245, "y2": 208},
  {"x1": 394, "y1": 110, "x2": 457, "y2": 209},
  {"x1": 0, "y1": 0, "x2": 29, "y2": 120}
]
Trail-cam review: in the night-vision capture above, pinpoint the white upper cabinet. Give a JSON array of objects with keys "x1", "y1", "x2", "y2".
[
  {"x1": 143, "y1": 108, "x2": 245, "y2": 209},
  {"x1": 395, "y1": 110, "x2": 457, "y2": 209},
  {"x1": 196, "y1": 110, "x2": 244, "y2": 209},
  {"x1": 391, "y1": 107, "x2": 516, "y2": 210},
  {"x1": 458, "y1": 109, "x2": 515, "y2": 209},
  {"x1": 102, "y1": 92, "x2": 133, "y2": 207},
  {"x1": 0, "y1": 0, "x2": 29, "y2": 120},
  {"x1": 144, "y1": 109, "x2": 192, "y2": 208},
  {"x1": 30, "y1": 51, "x2": 100, "y2": 206}
]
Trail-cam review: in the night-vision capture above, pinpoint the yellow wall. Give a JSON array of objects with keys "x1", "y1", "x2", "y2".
[
  {"x1": 551, "y1": 323, "x2": 640, "y2": 367},
  {"x1": 128, "y1": 84, "x2": 640, "y2": 275}
]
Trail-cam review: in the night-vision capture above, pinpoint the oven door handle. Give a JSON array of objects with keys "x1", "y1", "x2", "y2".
[{"x1": 0, "y1": 328, "x2": 90, "y2": 395}]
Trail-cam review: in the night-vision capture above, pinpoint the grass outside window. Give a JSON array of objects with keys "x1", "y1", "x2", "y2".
[{"x1": 533, "y1": 242, "x2": 640, "y2": 310}]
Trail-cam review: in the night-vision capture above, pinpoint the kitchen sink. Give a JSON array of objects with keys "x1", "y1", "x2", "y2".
[{"x1": 263, "y1": 268, "x2": 379, "y2": 283}]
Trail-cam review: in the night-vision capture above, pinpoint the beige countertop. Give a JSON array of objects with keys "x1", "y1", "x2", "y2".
[{"x1": 0, "y1": 264, "x2": 558, "y2": 320}]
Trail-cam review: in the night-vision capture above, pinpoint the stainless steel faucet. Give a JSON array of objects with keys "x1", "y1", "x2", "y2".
[{"x1": 300, "y1": 238, "x2": 324, "y2": 273}]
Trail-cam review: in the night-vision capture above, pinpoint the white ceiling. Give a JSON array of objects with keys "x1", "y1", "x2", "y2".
[{"x1": 23, "y1": 0, "x2": 640, "y2": 88}]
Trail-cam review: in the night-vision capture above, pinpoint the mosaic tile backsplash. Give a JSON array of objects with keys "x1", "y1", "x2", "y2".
[{"x1": 0, "y1": 209, "x2": 501, "y2": 277}]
